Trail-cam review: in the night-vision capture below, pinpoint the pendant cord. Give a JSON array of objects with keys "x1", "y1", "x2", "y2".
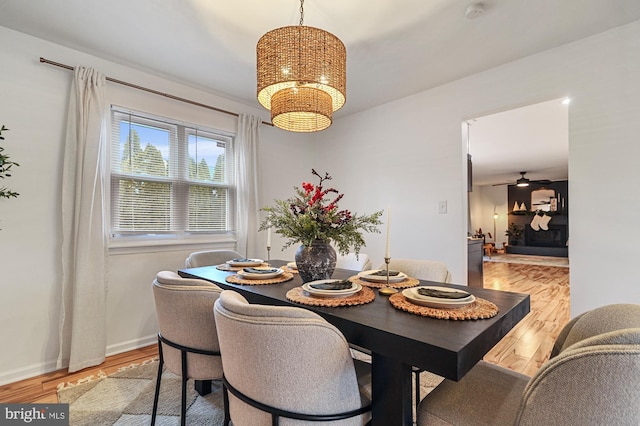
[{"x1": 299, "y1": 0, "x2": 305, "y2": 26}]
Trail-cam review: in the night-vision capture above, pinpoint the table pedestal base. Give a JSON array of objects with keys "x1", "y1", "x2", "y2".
[{"x1": 371, "y1": 353, "x2": 413, "y2": 425}]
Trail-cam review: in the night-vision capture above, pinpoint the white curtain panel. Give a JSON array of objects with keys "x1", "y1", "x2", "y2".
[
  {"x1": 58, "y1": 67, "x2": 108, "y2": 372},
  {"x1": 235, "y1": 115, "x2": 261, "y2": 258}
]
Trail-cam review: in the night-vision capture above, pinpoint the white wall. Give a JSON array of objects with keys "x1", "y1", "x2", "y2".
[
  {"x1": 314, "y1": 93, "x2": 467, "y2": 279},
  {"x1": 0, "y1": 26, "x2": 312, "y2": 385},
  {"x1": 321, "y1": 20, "x2": 640, "y2": 312},
  {"x1": 469, "y1": 185, "x2": 508, "y2": 246},
  {"x1": 2, "y1": 18, "x2": 640, "y2": 385},
  {"x1": 255, "y1": 126, "x2": 318, "y2": 260}
]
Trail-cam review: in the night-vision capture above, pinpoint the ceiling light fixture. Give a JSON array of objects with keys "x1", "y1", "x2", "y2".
[
  {"x1": 516, "y1": 171, "x2": 530, "y2": 187},
  {"x1": 256, "y1": 0, "x2": 346, "y2": 132}
]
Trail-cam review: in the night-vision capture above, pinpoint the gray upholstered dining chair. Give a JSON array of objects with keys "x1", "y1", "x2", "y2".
[
  {"x1": 184, "y1": 249, "x2": 242, "y2": 268},
  {"x1": 213, "y1": 289, "x2": 372, "y2": 426},
  {"x1": 417, "y1": 303, "x2": 640, "y2": 425},
  {"x1": 151, "y1": 271, "x2": 224, "y2": 426},
  {"x1": 336, "y1": 252, "x2": 372, "y2": 271},
  {"x1": 376, "y1": 258, "x2": 452, "y2": 283}
]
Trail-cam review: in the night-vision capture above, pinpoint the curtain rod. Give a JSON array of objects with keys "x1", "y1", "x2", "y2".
[{"x1": 39, "y1": 57, "x2": 273, "y2": 127}]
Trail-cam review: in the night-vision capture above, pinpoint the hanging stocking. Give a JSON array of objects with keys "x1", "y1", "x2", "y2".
[
  {"x1": 530, "y1": 213, "x2": 541, "y2": 231},
  {"x1": 539, "y1": 214, "x2": 552, "y2": 231}
]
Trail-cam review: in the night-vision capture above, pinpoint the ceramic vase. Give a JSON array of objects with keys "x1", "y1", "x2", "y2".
[{"x1": 294, "y1": 240, "x2": 337, "y2": 283}]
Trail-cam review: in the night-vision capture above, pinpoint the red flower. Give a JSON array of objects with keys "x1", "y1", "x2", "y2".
[
  {"x1": 259, "y1": 169, "x2": 383, "y2": 253},
  {"x1": 302, "y1": 182, "x2": 314, "y2": 194},
  {"x1": 311, "y1": 187, "x2": 323, "y2": 204}
]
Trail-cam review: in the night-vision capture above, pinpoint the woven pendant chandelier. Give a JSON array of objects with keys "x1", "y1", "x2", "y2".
[{"x1": 257, "y1": 0, "x2": 346, "y2": 132}]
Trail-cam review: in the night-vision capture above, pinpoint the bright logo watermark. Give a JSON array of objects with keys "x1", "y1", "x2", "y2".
[{"x1": 1, "y1": 404, "x2": 68, "y2": 425}]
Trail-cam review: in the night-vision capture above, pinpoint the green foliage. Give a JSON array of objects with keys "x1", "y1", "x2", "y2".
[
  {"x1": 116, "y1": 128, "x2": 228, "y2": 231},
  {"x1": 505, "y1": 223, "x2": 524, "y2": 240},
  {"x1": 259, "y1": 169, "x2": 383, "y2": 256},
  {"x1": 0, "y1": 125, "x2": 20, "y2": 199},
  {"x1": 120, "y1": 129, "x2": 167, "y2": 176}
]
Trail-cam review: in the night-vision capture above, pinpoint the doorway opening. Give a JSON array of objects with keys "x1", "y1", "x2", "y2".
[{"x1": 466, "y1": 98, "x2": 569, "y2": 260}]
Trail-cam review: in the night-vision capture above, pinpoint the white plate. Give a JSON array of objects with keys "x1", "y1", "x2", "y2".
[
  {"x1": 226, "y1": 258, "x2": 264, "y2": 267},
  {"x1": 357, "y1": 269, "x2": 408, "y2": 283},
  {"x1": 302, "y1": 280, "x2": 362, "y2": 298},
  {"x1": 402, "y1": 286, "x2": 475, "y2": 309},
  {"x1": 237, "y1": 267, "x2": 283, "y2": 280},
  {"x1": 287, "y1": 261, "x2": 298, "y2": 270}
]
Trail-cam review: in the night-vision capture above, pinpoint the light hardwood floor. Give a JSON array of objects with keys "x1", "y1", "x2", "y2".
[
  {"x1": 0, "y1": 260, "x2": 570, "y2": 403},
  {"x1": 483, "y1": 261, "x2": 570, "y2": 376},
  {"x1": 0, "y1": 344, "x2": 158, "y2": 404}
]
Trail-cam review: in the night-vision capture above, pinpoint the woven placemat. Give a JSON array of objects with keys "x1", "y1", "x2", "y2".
[
  {"x1": 280, "y1": 265, "x2": 299, "y2": 274},
  {"x1": 348, "y1": 275, "x2": 420, "y2": 289},
  {"x1": 388, "y1": 293, "x2": 499, "y2": 320},
  {"x1": 286, "y1": 286, "x2": 376, "y2": 307},
  {"x1": 226, "y1": 272, "x2": 294, "y2": 285},
  {"x1": 216, "y1": 263, "x2": 270, "y2": 272}
]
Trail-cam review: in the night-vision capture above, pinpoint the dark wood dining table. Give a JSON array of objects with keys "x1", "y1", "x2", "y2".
[{"x1": 180, "y1": 260, "x2": 530, "y2": 426}]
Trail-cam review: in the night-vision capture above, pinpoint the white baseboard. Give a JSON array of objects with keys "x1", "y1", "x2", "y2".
[
  {"x1": 105, "y1": 335, "x2": 157, "y2": 357},
  {"x1": 0, "y1": 334, "x2": 157, "y2": 387},
  {"x1": 0, "y1": 359, "x2": 61, "y2": 387}
]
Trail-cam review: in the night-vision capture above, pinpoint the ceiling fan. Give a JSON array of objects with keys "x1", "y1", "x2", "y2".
[
  {"x1": 516, "y1": 171, "x2": 530, "y2": 187},
  {"x1": 492, "y1": 171, "x2": 555, "y2": 187}
]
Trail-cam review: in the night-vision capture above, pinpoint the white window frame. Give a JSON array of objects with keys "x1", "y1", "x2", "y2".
[{"x1": 108, "y1": 106, "x2": 237, "y2": 250}]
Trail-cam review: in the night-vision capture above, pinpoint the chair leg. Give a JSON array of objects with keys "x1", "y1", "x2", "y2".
[
  {"x1": 223, "y1": 382, "x2": 231, "y2": 426},
  {"x1": 180, "y1": 349, "x2": 188, "y2": 426},
  {"x1": 414, "y1": 367, "x2": 421, "y2": 423},
  {"x1": 151, "y1": 340, "x2": 164, "y2": 426}
]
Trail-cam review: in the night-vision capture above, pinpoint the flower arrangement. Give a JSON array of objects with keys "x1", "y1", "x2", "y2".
[{"x1": 259, "y1": 169, "x2": 383, "y2": 255}]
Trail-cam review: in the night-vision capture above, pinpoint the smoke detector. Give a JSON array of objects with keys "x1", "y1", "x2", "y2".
[{"x1": 465, "y1": 2, "x2": 485, "y2": 19}]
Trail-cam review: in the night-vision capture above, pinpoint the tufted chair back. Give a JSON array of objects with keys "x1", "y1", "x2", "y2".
[
  {"x1": 516, "y1": 326, "x2": 640, "y2": 425},
  {"x1": 184, "y1": 249, "x2": 242, "y2": 268},
  {"x1": 153, "y1": 271, "x2": 223, "y2": 380},
  {"x1": 551, "y1": 302, "x2": 640, "y2": 357},
  {"x1": 336, "y1": 252, "x2": 372, "y2": 271},
  {"x1": 417, "y1": 303, "x2": 640, "y2": 426},
  {"x1": 377, "y1": 258, "x2": 451, "y2": 283},
  {"x1": 151, "y1": 271, "x2": 225, "y2": 425},
  {"x1": 214, "y1": 290, "x2": 371, "y2": 426}
]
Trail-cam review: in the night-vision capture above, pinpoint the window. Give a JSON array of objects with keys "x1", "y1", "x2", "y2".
[{"x1": 110, "y1": 107, "x2": 236, "y2": 241}]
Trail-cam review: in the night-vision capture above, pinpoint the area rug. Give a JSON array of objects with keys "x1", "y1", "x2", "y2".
[
  {"x1": 484, "y1": 253, "x2": 569, "y2": 268},
  {"x1": 57, "y1": 359, "x2": 225, "y2": 425},
  {"x1": 57, "y1": 356, "x2": 442, "y2": 425}
]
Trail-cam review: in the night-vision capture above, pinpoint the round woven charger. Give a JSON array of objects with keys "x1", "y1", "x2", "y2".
[
  {"x1": 216, "y1": 263, "x2": 270, "y2": 272},
  {"x1": 280, "y1": 266, "x2": 299, "y2": 274},
  {"x1": 226, "y1": 272, "x2": 294, "y2": 285},
  {"x1": 389, "y1": 293, "x2": 499, "y2": 320},
  {"x1": 286, "y1": 286, "x2": 376, "y2": 307},
  {"x1": 348, "y1": 275, "x2": 419, "y2": 289}
]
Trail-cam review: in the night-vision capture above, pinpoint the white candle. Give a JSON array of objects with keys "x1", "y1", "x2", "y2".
[
  {"x1": 385, "y1": 207, "x2": 391, "y2": 258},
  {"x1": 267, "y1": 229, "x2": 271, "y2": 248},
  {"x1": 267, "y1": 220, "x2": 272, "y2": 248}
]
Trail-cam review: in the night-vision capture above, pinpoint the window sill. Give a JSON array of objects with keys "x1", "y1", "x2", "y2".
[{"x1": 108, "y1": 234, "x2": 237, "y2": 255}]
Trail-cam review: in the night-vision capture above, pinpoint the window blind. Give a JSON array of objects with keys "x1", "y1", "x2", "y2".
[{"x1": 110, "y1": 107, "x2": 236, "y2": 237}]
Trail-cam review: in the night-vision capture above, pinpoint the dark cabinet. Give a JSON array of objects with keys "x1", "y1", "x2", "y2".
[{"x1": 467, "y1": 239, "x2": 483, "y2": 288}]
